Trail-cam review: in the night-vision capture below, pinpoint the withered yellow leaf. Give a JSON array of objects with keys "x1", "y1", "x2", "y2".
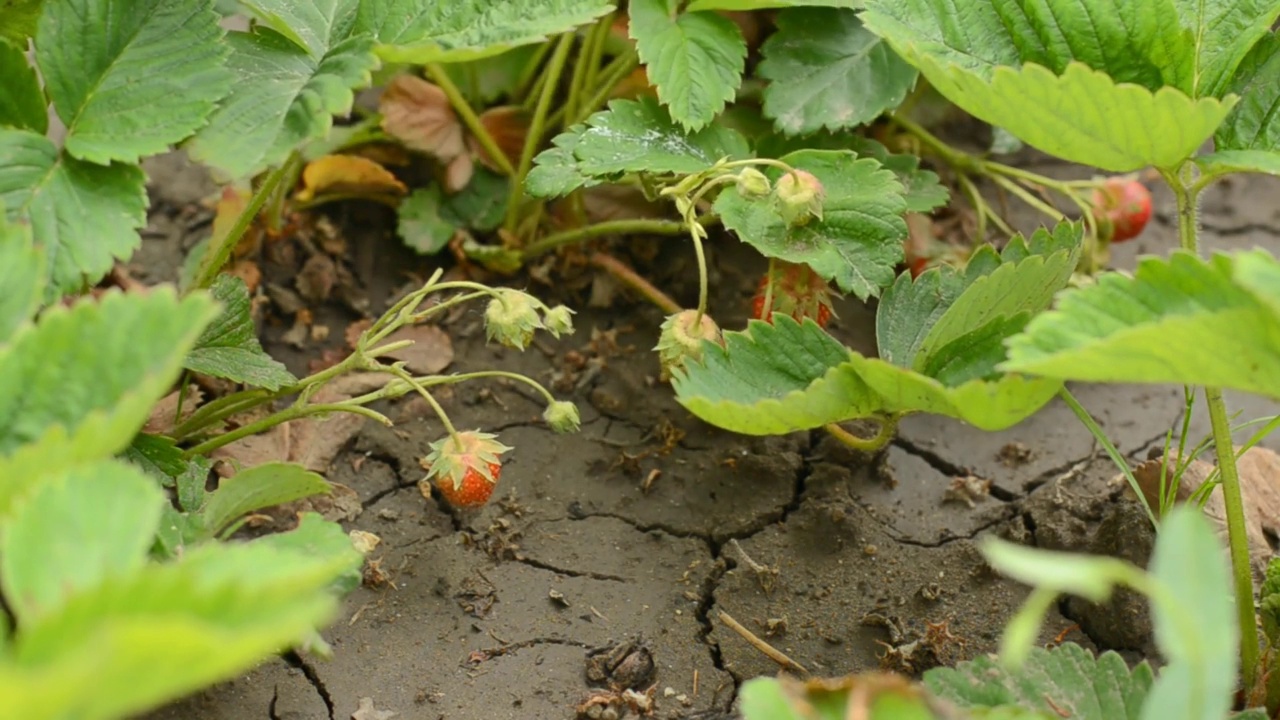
[{"x1": 296, "y1": 154, "x2": 407, "y2": 202}]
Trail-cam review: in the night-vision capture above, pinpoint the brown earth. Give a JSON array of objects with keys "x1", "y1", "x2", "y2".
[{"x1": 136, "y1": 149, "x2": 1280, "y2": 720}]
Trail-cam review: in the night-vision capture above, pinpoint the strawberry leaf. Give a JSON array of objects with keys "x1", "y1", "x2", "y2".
[
  {"x1": 1003, "y1": 250, "x2": 1280, "y2": 400},
  {"x1": 1171, "y1": 0, "x2": 1280, "y2": 98},
  {"x1": 1196, "y1": 149, "x2": 1280, "y2": 178},
  {"x1": 926, "y1": 644, "x2": 1154, "y2": 719},
  {"x1": 185, "y1": 274, "x2": 297, "y2": 390},
  {"x1": 0, "y1": 41, "x2": 46, "y2": 133},
  {"x1": 1215, "y1": 32, "x2": 1280, "y2": 154},
  {"x1": 397, "y1": 186, "x2": 458, "y2": 255},
  {"x1": 845, "y1": 137, "x2": 948, "y2": 213},
  {"x1": 0, "y1": 0, "x2": 41, "y2": 45},
  {"x1": 758, "y1": 8, "x2": 917, "y2": 136},
  {"x1": 356, "y1": 0, "x2": 612, "y2": 64},
  {"x1": 37, "y1": 0, "x2": 232, "y2": 165},
  {"x1": 860, "y1": 0, "x2": 1195, "y2": 92},
  {"x1": 526, "y1": 98, "x2": 751, "y2": 198},
  {"x1": 688, "y1": 0, "x2": 858, "y2": 9},
  {"x1": 200, "y1": 463, "x2": 332, "y2": 538},
  {"x1": 0, "y1": 129, "x2": 148, "y2": 298},
  {"x1": 0, "y1": 213, "x2": 43, "y2": 343},
  {"x1": 237, "y1": 0, "x2": 359, "y2": 58},
  {"x1": 188, "y1": 28, "x2": 378, "y2": 180},
  {"x1": 629, "y1": 0, "x2": 747, "y2": 131},
  {"x1": 714, "y1": 149, "x2": 907, "y2": 300}
]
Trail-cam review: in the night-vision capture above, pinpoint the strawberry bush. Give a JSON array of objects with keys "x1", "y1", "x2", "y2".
[{"x1": 4, "y1": 0, "x2": 1280, "y2": 718}]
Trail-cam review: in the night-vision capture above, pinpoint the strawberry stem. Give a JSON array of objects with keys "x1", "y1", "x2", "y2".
[
  {"x1": 504, "y1": 31, "x2": 576, "y2": 236},
  {"x1": 425, "y1": 64, "x2": 515, "y2": 178},
  {"x1": 824, "y1": 416, "x2": 898, "y2": 452},
  {"x1": 384, "y1": 364, "x2": 462, "y2": 445},
  {"x1": 590, "y1": 252, "x2": 681, "y2": 314}
]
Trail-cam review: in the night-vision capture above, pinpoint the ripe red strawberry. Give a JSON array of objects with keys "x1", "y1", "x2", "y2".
[
  {"x1": 750, "y1": 261, "x2": 836, "y2": 327},
  {"x1": 1091, "y1": 177, "x2": 1152, "y2": 243},
  {"x1": 419, "y1": 430, "x2": 511, "y2": 509}
]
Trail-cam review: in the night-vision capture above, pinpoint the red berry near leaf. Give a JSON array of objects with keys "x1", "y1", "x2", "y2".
[
  {"x1": 1091, "y1": 178, "x2": 1152, "y2": 243},
  {"x1": 434, "y1": 462, "x2": 501, "y2": 508},
  {"x1": 750, "y1": 261, "x2": 837, "y2": 328},
  {"x1": 419, "y1": 430, "x2": 512, "y2": 509}
]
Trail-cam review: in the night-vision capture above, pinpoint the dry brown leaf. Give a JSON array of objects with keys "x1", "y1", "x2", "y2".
[
  {"x1": 380, "y1": 325, "x2": 454, "y2": 374},
  {"x1": 1132, "y1": 446, "x2": 1280, "y2": 580},
  {"x1": 211, "y1": 372, "x2": 389, "y2": 478},
  {"x1": 296, "y1": 254, "x2": 337, "y2": 302},
  {"x1": 144, "y1": 385, "x2": 204, "y2": 434},
  {"x1": 295, "y1": 154, "x2": 407, "y2": 203},
  {"x1": 580, "y1": 185, "x2": 665, "y2": 223},
  {"x1": 470, "y1": 105, "x2": 529, "y2": 172},
  {"x1": 210, "y1": 184, "x2": 259, "y2": 258},
  {"x1": 227, "y1": 259, "x2": 262, "y2": 294},
  {"x1": 344, "y1": 318, "x2": 374, "y2": 349},
  {"x1": 379, "y1": 75, "x2": 465, "y2": 158}
]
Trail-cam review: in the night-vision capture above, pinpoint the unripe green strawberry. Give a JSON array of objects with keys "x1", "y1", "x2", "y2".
[
  {"x1": 543, "y1": 400, "x2": 581, "y2": 433},
  {"x1": 542, "y1": 305, "x2": 576, "y2": 338},
  {"x1": 484, "y1": 289, "x2": 544, "y2": 349},
  {"x1": 655, "y1": 309, "x2": 722, "y2": 381},
  {"x1": 735, "y1": 167, "x2": 771, "y2": 198},
  {"x1": 774, "y1": 169, "x2": 824, "y2": 226}
]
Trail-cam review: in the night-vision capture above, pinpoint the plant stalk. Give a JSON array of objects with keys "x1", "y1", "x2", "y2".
[
  {"x1": 424, "y1": 64, "x2": 516, "y2": 177},
  {"x1": 522, "y1": 218, "x2": 688, "y2": 258},
  {"x1": 188, "y1": 158, "x2": 293, "y2": 293},
  {"x1": 1165, "y1": 164, "x2": 1259, "y2": 689},
  {"x1": 504, "y1": 32, "x2": 576, "y2": 236},
  {"x1": 590, "y1": 252, "x2": 681, "y2": 314}
]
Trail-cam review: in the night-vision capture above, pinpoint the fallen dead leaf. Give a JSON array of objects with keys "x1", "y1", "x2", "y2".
[
  {"x1": 296, "y1": 254, "x2": 337, "y2": 302},
  {"x1": 470, "y1": 105, "x2": 529, "y2": 173},
  {"x1": 379, "y1": 75, "x2": 465, "y2": 159},
  {"x1": 350, "y1": 529, "x2": 381, "y2": 554},
  {"x1": 295, "y1": 154, "x2": 407, "y2": 203},
  {"x1": 345, "y1": 318, "x2": 375, "y2": 349},
  {"x1": 353, "y1": 696, "x2": 398, "y2": 720},
  {"x1": 380, "y1": 325, "x2": 454, "y2": 374},
  {"x1": 227, "y1": 259, "x2": 262, "y2": 294},
  {"x1": 1132, "y1": 446, "x2": 1280, "y2": 581},
  {"x1": 144, "y1": 386, "x2": 204, "y2": 434},
  {"x1": 580, "y1": 185, "x2": 665, "y2": 223},
  {"x1": 211, "y1": 372, "x2": 390, "y2": 478}
]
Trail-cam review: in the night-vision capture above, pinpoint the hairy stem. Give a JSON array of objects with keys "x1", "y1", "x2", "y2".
[
  {"x1": 824, "y1": 416, "x2": 899, "y2": 453},
  {"x1": 1163, "y1": 164, "x2": 1259, "y2": 686},
  {"x1": 504, "y1": 32, "x2": 576, "y2": 236},
  {"x1": 425, "y1": 64, "x2": 515, "y2": 177},
  {"x1": 183, "y1": 402, "x2": 390, "y2": 458}
]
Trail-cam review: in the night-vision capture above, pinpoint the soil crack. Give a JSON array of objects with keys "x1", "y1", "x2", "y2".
[
  {"x1": 509, "y1": 555, "x2": 630, "y2": 583},
  {"x1": 283, "y1": 650, "x2": 335, "y2": 720},
  {"x1": 891, "y1": 437, "x2": 970, "y2": 478}
]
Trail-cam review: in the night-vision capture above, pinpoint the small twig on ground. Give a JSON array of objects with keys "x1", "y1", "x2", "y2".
[
  {"x1": 717, "y1": 610, "x2": 807, "y2": 674},
  {"x1": 590, "y1": 252, "x2": 682, "y2": 315},
  {"x1": 727, "y1": 538, "x2": 779, "y2": 594}
]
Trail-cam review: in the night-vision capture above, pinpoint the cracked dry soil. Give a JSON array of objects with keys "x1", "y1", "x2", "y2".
[{"x1": 140, "y1": 153, "x2": 1280, "y2": 720}]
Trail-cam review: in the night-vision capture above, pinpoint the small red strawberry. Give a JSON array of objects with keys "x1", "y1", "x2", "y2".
[
  {"x1": 1091, "y1": 177, "x2": 1152, "y2": 243},
  {"x1": 419, "y1": 430, "x2": 512, "y2": 509},
  {"x1": 750, "y1": 261, "x2": 836, "y2": 327}
]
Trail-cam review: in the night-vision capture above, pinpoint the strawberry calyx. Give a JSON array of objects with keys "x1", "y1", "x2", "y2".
[{"x1": 421, "y1": 430, "x2": 512, "y2": 491}]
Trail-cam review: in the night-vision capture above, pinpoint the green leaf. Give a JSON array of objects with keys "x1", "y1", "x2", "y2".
[
  {"x1": 1002, "y1": 250, "x2": 1280, "y2": 399},
  {"x1": 176, "y1": 456, "x2": 212, "y2": 514},
  {"x1": 2, "y1": 535, "x2": 359, "y2": 720},
  {"x1": 528, "y1": 98, "x2": 752, "y2": 191},
  {"x1": 449, "y1": 46, "x2": 542, "y2": 106},
  {"x1": 254, "y1": 512, "x2": 363, "y2": 594},
  {"x1": 842, "y1": 353, "x2": 1063, "y2": 430},
  {"x1": 757, "y1": 8, "x2": 916, "y2": 135},
  {"x1": 1196, "y1": 149, "x2": 1280, "y2": 178},
  {"x1": 0, "y1": 40, "x2": 46, "y2": 133},
  {"x1": 397, "y1": 186, "x2": 458, "y2": 254},
  {"x1": 982, "y1": 539, "x2": 1138, "y2": 604},
  {"x1": 0, "y1": 0, "x2": 43, "y2": 45},
  {"x1": 1172, "y1": 0, "x2": 1280, "y2": 98},
  {"x1": 201, "y1": 463, "x2": 331, "y2": 537},
  {"x1": 671, "y1": 316, "x2": 879, "y2": 435},
  {"x1": 912, "y1": 224, "x2": 1082, "y2": 373},
  {"x1": 1141, "y1": 506, "x2": 1236, "y2": 720},
  {"x1": 714, "y1": 149, "x2": 907, "y2": 299},
  {"x1": 122, "y1": 433, "x2": 187, "y2": 484},
  {"x1": 356, "y1": 0, "x2": 613, "y2": 64},
  {"x1": 0, "y1": 129, "x2": 148, "y2": 298},
  {"x1": 37, "y1": 0, "x2": 231, "y2": 165},
  {"x1": 444, "y1": 168, "x2": 508, "y2": 231},
  {"x1": 188, "y1": 28, "x2": 378, "y2": 180},
  {"x1": 0, "y1": 289, "x2": 218, "y2": 460},
  {"x1": 896, "y1": 58, "x2": 1234, "y2": 173},
  {"x1": 1214, "y1": 33, "x2": 1280, "y2": 153},
  {"x1": 859, "y1": 0, "x2": 1194, "y2": 92},
  {"x1": 740, "y1": 674, "x2": 976, "y2": 720},
  {"x1": 688, "y1": 0, "x2": 859, "y2": 8},
  {"x1": 525, "y1": 122, "x2": 596, "y2": 198},
  {"x1": 238, "y1": 0, "x2": 359, "y2": 58},
  {"x1": 185, "y1": 274, "x2": 296, "y2": 390},
  {"x1": 1, "y1": 460, "x2": 164, "y2": 623},
  {"x1": 925, "y1": 643, "x2": 1154, "y2": 720},
  {"x1": 0, "y1": 212, "x2": 44, "y2": 342},
  {"x1": 630, "y1": 0, "x2": 747, "y2": 131}
]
